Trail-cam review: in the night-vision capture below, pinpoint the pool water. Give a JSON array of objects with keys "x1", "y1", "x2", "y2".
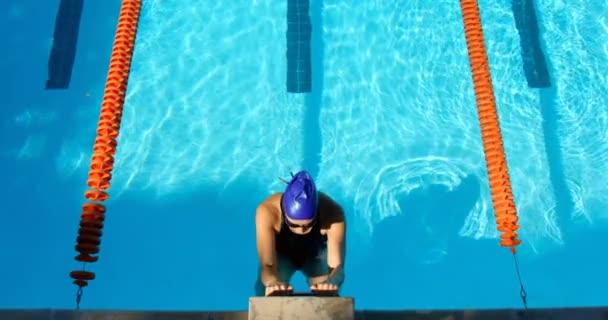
[{"x1": 1, "y1": 0, "x2": 607, "y2": 312}]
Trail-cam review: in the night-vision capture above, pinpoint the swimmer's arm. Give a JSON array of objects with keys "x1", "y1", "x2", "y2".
[
  {"x1": 255, "y1": 204, "x2": 280, "y2": 286},
  {"x1": 326, "y1": 208, "x2": 346, "y2": 287}
]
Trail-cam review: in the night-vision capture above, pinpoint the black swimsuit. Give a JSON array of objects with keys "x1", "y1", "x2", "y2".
[{"x1": 275, "y1": 194, "x2": 327, "y2": 269}]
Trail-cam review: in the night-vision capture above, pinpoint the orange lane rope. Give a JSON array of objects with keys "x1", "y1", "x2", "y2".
[
  {"x1": 458, "y1": 0, "x2": 528, "y2": 310},
  {"x1": 69, "y1": 0, "x2": 142, "y2": 309}
]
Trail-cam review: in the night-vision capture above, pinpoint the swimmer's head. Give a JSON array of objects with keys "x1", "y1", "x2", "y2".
[{"x1": 281, "y1": 170, "x2": 318, "y2": 221}]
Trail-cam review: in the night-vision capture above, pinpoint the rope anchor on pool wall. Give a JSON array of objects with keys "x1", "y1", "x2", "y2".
[
  {"x1": 68, "y1": 0, "x2": 142, "y2": 309},
  {"x1": 458, "y1": 0, "x2": 529, "y2": 311}
]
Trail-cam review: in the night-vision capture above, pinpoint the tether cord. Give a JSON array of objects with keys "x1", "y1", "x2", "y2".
[
  {"x1": 513, "y1": 253, "x2": 529, "y2": 317},
  {"x1": 75, "y1": 262, "x2": 85, "y2": 310}
]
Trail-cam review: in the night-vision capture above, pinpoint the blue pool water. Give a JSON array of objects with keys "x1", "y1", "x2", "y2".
[{"x1": 1, "y1": 0, "x2": 607, "y2": 312}]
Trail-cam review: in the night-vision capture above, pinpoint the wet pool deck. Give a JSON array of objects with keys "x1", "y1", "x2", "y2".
[{"x1": 1, "y1": 297, "x2": 606, "y2": 320}]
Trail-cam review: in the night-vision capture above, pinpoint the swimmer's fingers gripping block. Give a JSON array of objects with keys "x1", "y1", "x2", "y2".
[{"x1": 249, "y1": 296, "x2": 354, "y2": 320}]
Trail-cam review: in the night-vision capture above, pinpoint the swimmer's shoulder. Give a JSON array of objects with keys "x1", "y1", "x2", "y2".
[
  {"x1": 256, "y1": 193, "x2": 282, "y2": 229},
  {"x1": 318, "y1": 191, "x2": 345, "y2": 229}
]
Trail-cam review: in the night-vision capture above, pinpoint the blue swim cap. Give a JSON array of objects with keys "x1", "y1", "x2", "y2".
[{"x1": 282, "y1": 170, "x2": 318, "y2": 220}]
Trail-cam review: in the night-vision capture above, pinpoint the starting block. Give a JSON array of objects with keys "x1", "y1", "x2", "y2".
[{"x1": 249, "y1": 292, "x2": 354, "y2": 320}]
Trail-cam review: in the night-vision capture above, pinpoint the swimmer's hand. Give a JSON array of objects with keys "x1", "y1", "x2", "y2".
[
  {"x1": 265, "y1": 282, "x2": 293, "y2": 296},
  {"x1": 310, "y1": 282, "x2": 339, "y2": 296}
]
